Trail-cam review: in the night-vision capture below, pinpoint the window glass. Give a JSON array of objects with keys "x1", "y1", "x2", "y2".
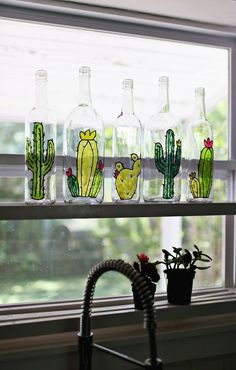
[
  {"x1": 0, "y1": 215, "x2": 223, "y2": 304},
  {"x1": 0, "y1": 18, "x2": 228, "y2": 158},
  {"x1": 0, "y1": 18, "x2": 229, "y2": 303}
]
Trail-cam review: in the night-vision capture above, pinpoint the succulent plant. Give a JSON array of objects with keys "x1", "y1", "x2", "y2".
[
  {"x1": 156, "y1": 245, "x2": 212, "y2": 271},
  {"x1": 133, "y1": 252, "x2": 160, "y2": 283}
]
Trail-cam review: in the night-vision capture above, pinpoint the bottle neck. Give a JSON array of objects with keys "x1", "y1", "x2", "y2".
[
  {"x1": 157, "y1": 83, "x2": 169, "y2": 113},
  {"x1": 78, "y1": 75, "x2": 92, "y2": 106},
  {"x1": 35, "y1": 79, "x2": 47, "y2": 108},
  {"x1": 121, "y1": 87, "x2": 134, "y2": 115},
  {"x1": 195, "y1": 93, "x2": 207, "y2": 121}
]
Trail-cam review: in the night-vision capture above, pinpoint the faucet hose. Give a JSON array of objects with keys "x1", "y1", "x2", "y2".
[{"x1": 79, "y1": 259, "x2": 158, "y2": 368}]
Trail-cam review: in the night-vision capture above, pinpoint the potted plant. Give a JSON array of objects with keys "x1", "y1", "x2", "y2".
[
  {"x1": 157, "y1": 244, "x2": 212, "y2": 305},
  {"x1": 132, "y1": 252, "x2": 160, "y2": 310}
]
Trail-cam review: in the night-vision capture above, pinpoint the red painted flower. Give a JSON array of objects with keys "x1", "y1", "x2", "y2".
[
  {"x1": 204, "y1": 138, "x2": 213, "y2": 149},
  {"x1": 98, "y1": 160, "x2": 104, "y2": 171},
  {"x1": 66, "y1": 168, "x2": 73, "y2": 177},
  {"x1": 137, "y1": 252, "x2": 149, "y2": 263}
]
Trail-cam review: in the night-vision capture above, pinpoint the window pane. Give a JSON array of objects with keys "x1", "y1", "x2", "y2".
[
  {"x1": 0, "y1": 18, "x2": 228, "y2": 158},
  {"x1": 0, "y1": 18, "x2": 228, "y2": 303},
  {"x1": 0, "y1": 215, "x2": 223, "y2": 304},
  {"x1": 182, "y1": 216, "x2": 223, "y2": 289}
]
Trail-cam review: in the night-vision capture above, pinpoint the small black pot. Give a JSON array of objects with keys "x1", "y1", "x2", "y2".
[
  {"x1": 164, "y1": 269, "x2": 195, "y2": 305},
  {"x1": 132, "y1": 280, "x2": 156, "y2": 310}
]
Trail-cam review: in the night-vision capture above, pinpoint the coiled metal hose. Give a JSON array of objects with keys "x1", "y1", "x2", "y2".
[{"x1": 79, "y1": 259, "x2": 161, "y2": 370}]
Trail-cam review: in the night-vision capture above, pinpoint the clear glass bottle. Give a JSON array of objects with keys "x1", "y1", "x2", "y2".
[
  {"x1": 25, "y1": 70, "x2": 56, "y2": 204},
  {"x1": 143, "y1": 76, "x2": 182, "y2": 202},
  {"x1": 187, "y1": 87, "x2": 214, "y2": 202},
  {"x1": 112, "y1": 79, "x2": 142, "y2": 203},
  {"x1": 63, "y1": 66, "x2": 104, "y2": 204}
]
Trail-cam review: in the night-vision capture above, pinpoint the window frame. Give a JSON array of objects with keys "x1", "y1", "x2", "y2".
[{"x1": 0, "y1": 0, "x2": 236, "y2": 355}]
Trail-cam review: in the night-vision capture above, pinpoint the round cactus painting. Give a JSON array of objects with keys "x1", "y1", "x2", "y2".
[{"x1": 114, "y1": 153, "x2": 141, "y2": 200}]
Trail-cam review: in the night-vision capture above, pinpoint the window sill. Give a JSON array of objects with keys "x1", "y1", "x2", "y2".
[
  {"x1": 0, "y1": 288, "x2": 235, "y2": 339},
  {"x1": 0, "y1": 288, "x2": 236, "y2": 365},
  {"x1": 0, "y1": 201, "x2": 236, "y2": 220}
]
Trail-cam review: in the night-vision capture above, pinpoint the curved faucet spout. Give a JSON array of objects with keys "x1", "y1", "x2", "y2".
[{"x1": 78, "y1": 259, "x2": 162, "y2": 370}]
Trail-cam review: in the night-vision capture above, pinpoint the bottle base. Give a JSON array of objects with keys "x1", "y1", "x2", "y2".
[
  {"x1": 64, "y1": 197, "x2": 102, "y2": 205},
  {"x1": 143, "y1": 197, "x2": 180, "y2": 203},
  {"x1": 187, "y1": 197, "x2": 213, "y2": 203},
  {"x1": 25, "y1": 199, "x2": 56, "y2": 205},
  {"x1": 112, "y1": 199, "x2": 140, "y2": 204}
]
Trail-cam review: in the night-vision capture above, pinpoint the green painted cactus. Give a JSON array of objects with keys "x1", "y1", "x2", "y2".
[
  {"x1": 89, "y1": 160, "x2": 104, "y2": 198},
  {"x1": 66, "y1": 168, "x2": 79, "y2": 197},
  {"x1": 66, "y1": 144, "x2": 104, "y2": 199},
  {"x1": 189, "y1": 138, "x2": 214, "y2": 198},
  {"x1": 154, "y1": 129, "x2": 181, "y2": 199},
  {"x1": 26, "y1": 122, "x2": 55, "y2": 200}
]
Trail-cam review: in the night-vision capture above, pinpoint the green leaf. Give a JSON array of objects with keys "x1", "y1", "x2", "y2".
[
  {"x1": 201, "y1": 253, "x2": 212, "y2": 260},
  {"x1": 193, "y1": 244, "x2": 200, "y2": 252},
  {"x1": 173, "y1": 247, "x2": 182, "y2": 255},
  {"x1": 195, "y1": 258, "x2": 211, "y2": 262},
  {"x1": 162, "y1": 249, "x2": 172, "y2": 257},
  {"x1": 195, "y1": 266, "x2": 211, "y2": 270}
]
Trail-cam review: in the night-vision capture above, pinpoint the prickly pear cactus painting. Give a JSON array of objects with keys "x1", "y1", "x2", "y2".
[
  {"x1": 66, "y1": 129, "x2": 104, "y2": 198},
  {"x1": 189, "y1": 138, "x2": 214, "y2": 198},
  {"x1": 114, "y1": 153, "x2": 141, "y2": 200},
  {"x1": 154, "y1": 129, "x2": 181, "y2": 199},
  {"x1": 26, "y1": 122, "x2": 55, "y2": 200}
]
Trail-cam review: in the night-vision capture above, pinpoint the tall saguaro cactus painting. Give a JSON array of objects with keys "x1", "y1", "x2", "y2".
[
  {"x1": 26, "y1": 122, "x2": 55, "y2": 200},
  {"x1": 66, "y1": 129, "x2": 104, "y2": 198},
  {"x1": 154, "y1": 129, "x2": 182, "y2": 199}
]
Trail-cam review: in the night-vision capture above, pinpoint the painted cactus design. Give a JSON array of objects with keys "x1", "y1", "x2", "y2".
[
  {"x1": 189, "y1": 138, "x2": 214, "y2": 198},
  {"x1": 114, "y1": 153, "x2": 141, "y2": 200},
  {"x1": 66, "y1": 129, "x2": 103, "y2": 198},
  {"x1": 77, "y1": 129, "x2": 98, "y2": 196},
  {"x1": 26, "y1": 122, "x2": 55, "y2": 200},
  {"x1": 66, "y1": 168, "x2": 79, "y2": 197},
  {"x1": 154, "y1": 129, "x2": 181, "y2": 199},
  {"x1": 89, "y1": 160, "x2": 104, "y2": 198}
]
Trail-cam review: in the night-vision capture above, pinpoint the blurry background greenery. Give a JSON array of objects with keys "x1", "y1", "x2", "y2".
[{"x1": 0, "y1": 214, "x2": 223, "y2": 303}]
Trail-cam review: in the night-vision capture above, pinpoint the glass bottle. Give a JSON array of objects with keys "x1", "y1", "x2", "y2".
[
  {"x1": 187, "y1": 87, "x2": 214, "y2": 202},
  {"x1": 143, "y1": 76, "x2": 182, "y2": 202},
  {"x1": 25, "y1": 70, "x2": 56, "y2": 204},
  {"x1": 112, "y1": 79, "x2": 142, "y2": 203},
  {"x1": 63, "y1": 66, "x2": 104, "y2": 204}
]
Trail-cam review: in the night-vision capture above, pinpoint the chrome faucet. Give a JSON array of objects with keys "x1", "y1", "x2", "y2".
[{"x1": 78, "y1": 259, "x2": 163, "y2": 370}]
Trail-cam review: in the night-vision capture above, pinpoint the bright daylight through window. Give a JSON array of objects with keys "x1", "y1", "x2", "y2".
[{"x1": 0, "y1": 18, "x2": 229, "y2": 304}]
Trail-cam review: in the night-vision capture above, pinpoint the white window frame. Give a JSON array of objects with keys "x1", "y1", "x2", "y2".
[{"x1": 0, "y1": 0, "x2": 236, "y2": 362}]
